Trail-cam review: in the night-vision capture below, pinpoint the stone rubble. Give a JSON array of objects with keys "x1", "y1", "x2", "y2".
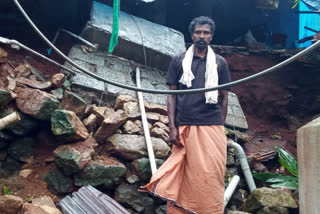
[{"x1": 0, "y1": 46, "x2": 298, "y2": 214}]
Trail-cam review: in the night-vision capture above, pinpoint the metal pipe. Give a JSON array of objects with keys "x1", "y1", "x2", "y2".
[
  {"x1": 295, "y1": 11, "x2": 320, "y2": 14},
  {"x1": 227, "y1": 140, "x2": 256, "y2": 193},
  {"x1": 304, "y1": 26, "x2": 319, "y2": 34},
  {"x1": 13, "y1": 0, "x2": 320, "y2": 95},
  {"x1": 0, "y1": 36, "x2": 77, "y2": 75},
  {"x1": 60, "y1": 29, "x2": 99, "y2": 50},
  {"x1": 136, "y1": 67, "x2": 157, "y2": 174},
  {"x1": 224, "y1": 175, "x2": 240, "y2": 208}
]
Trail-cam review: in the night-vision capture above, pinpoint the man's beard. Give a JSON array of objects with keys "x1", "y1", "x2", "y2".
[{"x1": 195, "y1": 39, "x2": 208, "y2": 50}]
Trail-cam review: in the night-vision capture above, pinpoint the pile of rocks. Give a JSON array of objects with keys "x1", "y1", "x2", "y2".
[
  {"x1": 0, "y1": 195, "x2": 62, "y2": 214},
  {"x1": 0, "y1": 47, "x2": 173, "y2": 213},
  {"x1": 0, "y1": 47, "x2": 298, "y2": 214}
]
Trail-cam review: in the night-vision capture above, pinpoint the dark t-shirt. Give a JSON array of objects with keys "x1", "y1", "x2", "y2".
[{"x1": 166, "y1": 52, "x2": 231, "y2": 126}]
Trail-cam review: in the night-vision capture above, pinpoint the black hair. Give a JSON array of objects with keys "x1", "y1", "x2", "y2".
[{"x1": 188, "y1": 16, "x2": 215, "y2": 35}]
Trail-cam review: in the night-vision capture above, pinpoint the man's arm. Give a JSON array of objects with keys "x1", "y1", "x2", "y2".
[
  {"x1": 220, "y1": 90, "x2": 228, "y2": 123},
  {"x1": 167, "y1": 85, "x2": 182, "y2": 147}
]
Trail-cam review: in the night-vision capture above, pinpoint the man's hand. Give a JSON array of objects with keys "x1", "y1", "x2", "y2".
[{"x1": 169, "y1": 126, "x2": 183, "y2": 147}]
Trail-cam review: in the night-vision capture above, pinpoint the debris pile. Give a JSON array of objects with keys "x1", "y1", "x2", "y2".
[{"x1": 0, "y1": 46, "x2": 298, "y2": 213}]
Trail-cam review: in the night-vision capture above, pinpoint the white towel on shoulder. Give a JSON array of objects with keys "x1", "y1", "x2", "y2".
[{"x1": 179, "y1": 44, "x2": 218, "y2": 104}]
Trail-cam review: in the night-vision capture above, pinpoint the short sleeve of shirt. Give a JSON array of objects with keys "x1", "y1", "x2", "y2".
[
  {"x1": 166, "y1": 56, "x2": 180, "y2": 86},
  {"x1": 217, "y1": 56, "x2": 232, "y2": 90}
]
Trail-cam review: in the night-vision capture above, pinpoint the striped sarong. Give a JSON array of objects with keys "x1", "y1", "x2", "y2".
[{"x1": 141, "y1": 125, "x2": 227, "y2": 214}]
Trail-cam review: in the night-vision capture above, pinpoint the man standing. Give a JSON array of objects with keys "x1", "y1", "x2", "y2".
[{"x1": 141, "y1": 16, "x2": 231, "y2": 214}]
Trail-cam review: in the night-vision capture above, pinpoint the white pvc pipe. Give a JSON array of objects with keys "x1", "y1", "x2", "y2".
[
  {"x1": 228, "y1": 140, "x2": 256, "y2": 193},
  {"x1": 136, "y1": 67, "x2": 157, "y2": 174},
  {"x1": 0, "y1": 112, "x2": 21, "y2": 130},
  {"x1": 224, "y1": 175, "x2": 240, "y2": 208}
]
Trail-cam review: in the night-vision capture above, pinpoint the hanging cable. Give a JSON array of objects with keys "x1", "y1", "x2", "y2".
[
  {"x1": 0, "y1": 36, "x2": 77, "y2": 75},
  {"x1": 129, "y1": 14, "x2": 148, "y2": 66},
  {"x1": 12, "y1": 0, "x2": 320, "y2": 95}
]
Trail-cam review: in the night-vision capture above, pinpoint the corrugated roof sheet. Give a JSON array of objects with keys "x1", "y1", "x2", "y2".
[{"x1": 59, "y1": 185, "x2": 130, "y2": 214}]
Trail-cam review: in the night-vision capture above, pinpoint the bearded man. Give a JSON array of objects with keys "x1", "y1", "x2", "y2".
[{"x1": 141, "y1": 16, "x2": 231, "y2": 214}]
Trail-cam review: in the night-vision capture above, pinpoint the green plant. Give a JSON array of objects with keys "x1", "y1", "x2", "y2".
[
  {"x1": 292, "y1": 0, "x2": 301, "y2": 8},
  {"x1": 253, "y1": 146, "x2": 298, "y2": 190},
  {"x1": 2, "y1": 185, "x2": 10, "y2": 195}
]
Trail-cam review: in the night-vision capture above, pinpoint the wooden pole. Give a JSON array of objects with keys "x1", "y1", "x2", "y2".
[
  {"x1": 297, "y1": 117, "x2": 320, "y2": 214},
  {"x1": 136, "y1": 67, "x2": 157, "y2": 175}
]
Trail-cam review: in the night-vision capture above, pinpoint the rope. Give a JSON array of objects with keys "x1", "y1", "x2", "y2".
[{"x1": 12, "y1": 0, "x2": 320, "y2": 95}]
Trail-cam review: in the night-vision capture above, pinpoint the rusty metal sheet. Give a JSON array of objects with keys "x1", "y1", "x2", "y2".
[{"x1": 59, "y1": 185, "x2": 130, "y2": 214}]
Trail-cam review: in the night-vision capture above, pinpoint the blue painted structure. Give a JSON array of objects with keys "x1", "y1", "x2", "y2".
[{"x1": 299, "y1": 1, "x2": 320, "y2": 47}]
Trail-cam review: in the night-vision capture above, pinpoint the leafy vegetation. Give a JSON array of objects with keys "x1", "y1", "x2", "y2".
[
  {"x1": 2, "y1": 185, "x2": 10, "y2": 195},
  {"x1": 253, "y1": 146, "x2": 298, "y2": 190}
]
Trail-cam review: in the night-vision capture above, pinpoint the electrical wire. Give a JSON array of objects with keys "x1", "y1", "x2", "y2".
[
  {"x1": 0, "y1": 36, "x2": 77, "y2": 75},
  {"x1": 12, "y1": 0, "x2": 320, "y2": 95},
  {"x1": 129, "y1": 14, "x2": 148, "y2": 66}
]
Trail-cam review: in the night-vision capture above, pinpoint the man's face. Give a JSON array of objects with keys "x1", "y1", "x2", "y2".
[{"x1": 191, "y1": 24, "x2": 212, "y2": 50}]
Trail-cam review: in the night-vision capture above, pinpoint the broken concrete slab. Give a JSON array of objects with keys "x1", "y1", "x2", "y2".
[
  {"x1": 67, "y1": 46, "x2": 168, "y2": 105},
  {"x1": 225, "y1": 92, "x2": 248, "y2": 131},
  {"x1": 81, "y1": 1, "x2": 186, "y2": 70}
]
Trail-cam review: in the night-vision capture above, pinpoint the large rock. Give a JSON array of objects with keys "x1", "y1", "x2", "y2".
[
  {"x1": 51, "y1": 73, "x2": 65, "y2": 89},
  {"x1": 144, "y1": 102, "x2": 167, "y2": 115},
  {"x1": 32, "y1": 196, "x2": 56, "y2": 208},
  {"x1": 151, "y1": 127, "x2": 169, "y2": 142},
  {"x1": 51, "y1": 88, "x2": 64, "y2": 100},
  {"x1": 0, "y1": 48, "x2": 8, "y2": 64},
  {"x1": 115, "y1": 183, "x2": 155, "y2": 214},
  {"x1": 15, "y1": 87, "x2": 61, "y2": 120},
  {"x1": 225, "y1": 127, "x2": 250, "y2": 144},
  {"x1": 114, "y1": 95, "x2": 137, "y2": 110},
  {"x1": 146, "y1": 112, "x2": 161, "y2": 124},
  {"x1": 123, "y1": 102, "x2": 140, "y2": 119},
  {"x1": 0, "y1": 111, "x2": 38, "y2": 136},
  {"x1": 43, "y1": 169, "x2": 71, "y2": 194},
  {"x1": 81, "y1": 1, "x2": 185, "y2": 70},
  {"x1": 53, "y1": 137, "x2": 97, "y2": 175},
  {"x1": 131, "y1": 158, "x2": 164, "y2": 180},
  {"x1": 15, "y1": 64, "x2": 31, "y2": 78},
  {"x1": 256, "y1": 206, "x2": 288, "y2": 214},
  {"x1": 51, "y1": 110, "x2": 89, "y2": 143},
  {"x1": 153, "y1": 122, "x2": 169, "y2": 132},
  {"x1": 0, "y1": 89, "x2": 11, "y2": 108},
  {"x1": 155, "y1": 205, "x2": 167, "y2": 214},
  {"x1": 16, "y1": 77, "x2": 52, "y2": 90},
  {"x1": 242, "y1": 187, "x2": 297, "y2": 213},
  {"x1": 8, "y1": 137, "x2": 35, "y2": 161},
  {"x1": 83, "y1": 114, "x2": 98, "y2": 133},
  {"x1": 94, "y1": 110, "x2": 127, "y2": 143},
  {"x1": 123, "y1": 120, "x2": 142, "y2": 135},
  {"x1": 87, "y1": 106, "x2": 114, "y2": 126},
  {"x1": 0, "y1": 195, "x2": 23, "y2": 214},
  {"x1": 105, "y1": 134, "x2": 170, "y2": 160},
  {"x1": 3, "y1": 157, "x2": 23, "y2": 173},
  {"x1": 74, "y1": 156, "x2": 126, "y2": 188},
  {"x1": 123, "y1": 120, "x2": 152, "y2": 135},
  {"x1": 61, "y1": 90, "x2": 86, "y2": 118},
  {"x1": 23, "y1": 203, "x2": 62, "y2": 214}
]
